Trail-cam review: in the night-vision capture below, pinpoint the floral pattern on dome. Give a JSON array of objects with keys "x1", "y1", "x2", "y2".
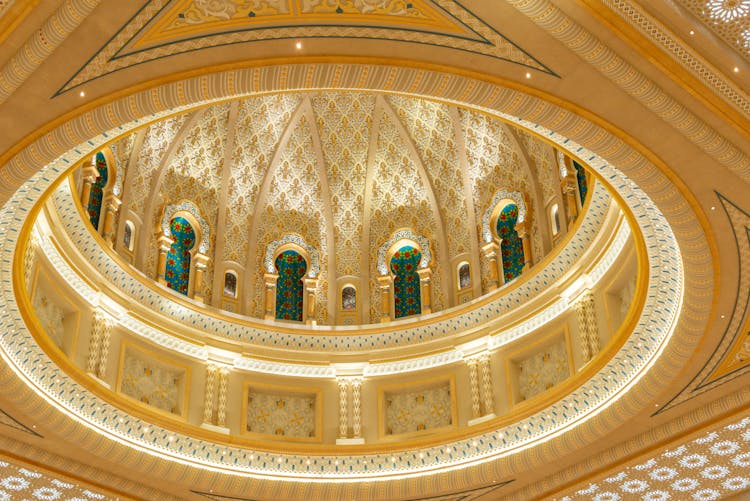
[
  {"x1": 391, "y1": 246, "x2": 422, "y2": 318},
  {"x1": 275, "y1": 250, "x2": 307, "y2": 322},
  {"x1": 165, "y1": 217, "x2": 195, "y2": 295},
  {"x1": 497, "y1": 204, "x2": 524, "y2": 282},
  {"x1": 86, "y1": 152, "x2": 108, "y2": 230}
]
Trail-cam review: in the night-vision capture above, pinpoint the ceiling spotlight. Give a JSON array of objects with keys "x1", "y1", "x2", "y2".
[
  {"x1": 733, "y1": 66, "x2": 740, "y2": 73},
  {"x1": 295, "y1": 41, "x2": 302, "y2": 50},
  {"x1": 525, "y1": 72, "x2": 531, "y2": 79},
  {"x1": 79, "y1": 90, "x2": 85, "y2": 97},
  {"x1": 689, "y1": 30, "x2": 695, "y2": 35}
]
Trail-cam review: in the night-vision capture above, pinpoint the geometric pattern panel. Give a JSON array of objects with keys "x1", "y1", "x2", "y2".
[
  {"x1": 496, "y1": 203, "x2": 524, "y2": 282},
  {"x1": 86, "y1": 152, "x2": 108, "y2": 230},
  {"x1": 119, "y1": 347, "x2": 185, "y2": 415},
  {"x1": 391, "y1": 245, "x2": 422, "y2": 319},
  {"x1": 516, "y1": 338, "x2": 569, "y2": 401},
  {"x1": 56, "y1": 0, "x2": 555, "y2": 95},
  {"x1": 558, "y1": 415, "x2": 750, "y2": 501},
  {"x1": 384, "y1": 382, "x2": 452, "y2": 436},
  {"x1": 275, "y1": 250, "x2": 307, "y2": 322},
  {"x1": 245, "y1": 389, "x2": 317, "y2": 439},
  {"x1": 0, "y1": 456, "x2": 113, "y2": 500},
  {"x1": 165, "y1": 216, "x2": 195, "y2": 295}
]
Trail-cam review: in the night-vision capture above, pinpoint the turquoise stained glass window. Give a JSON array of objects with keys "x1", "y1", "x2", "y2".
[
  {"x1": 573, "y1": 160, "x2": 588, "y2": 205},
  {"x1": 86, "y1": 152, "x2": 108, "y2": 230},
  {"x1": 165, "y1": 216, "x2": 195, "y2": 295},
  {"x1": 275, "y1": 250, "x2": 307, "y2": 322},
  {"x1": 391, "y1": 245, "x2": 421, "y2": 319},
  {"x1": 496, "y1": 204, "x2": 524, "y2": 282}
]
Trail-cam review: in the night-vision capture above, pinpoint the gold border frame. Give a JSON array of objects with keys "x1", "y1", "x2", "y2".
[
  {"x1": 240, "y1": 381, "x2": 323, "y2": 443},
  {"x1": 504, "y1": 325, "x2": 574, "y2": 409},
  {"x1": 115, "y1": 339, "x2": 192, "y2": 420},
  {"x1": 29, "y1": 260, "x2": 82, "y2": 360},
  {"x1": 377, "y1": 374, "x2": 458, "y2": 441}
]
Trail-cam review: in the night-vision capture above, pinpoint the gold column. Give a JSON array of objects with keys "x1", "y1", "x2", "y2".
[
  {"x1": 192, "y1": 252, "x2": 209, "y2": 303},
  {"x1": 263, "y1": 273, "x2": 278, "y2": 320},
  {"x1": 416, "y1": 267, "x2": 432, "y2": 314},
  {"x1": 156, "y1": 235, "x2": 174, "y2": 285},
  {"x1": 377, "y1": 275, "x2": 393, "y2": 322},
  {"x1": 101, "y1": 194, "x2": 121, "y2": 246},
  {"x1": 80, "y1": 165, "x2": 98, "y2": 210},
  {"x1": 303, "y1": 277, "x2": 319, "y2": 326},
  {"x1": 562, "y1": 172, "x2": 579, "y2": 223},
  {"x1": 481, "y1": 241, "x2": 503, "y2": 291},
  {"x1": 515, "y1": 221, "x2": 533, "y2": 273}
]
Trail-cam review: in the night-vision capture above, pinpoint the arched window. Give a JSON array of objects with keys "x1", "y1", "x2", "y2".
[
  {"x1": 165, "y1": 216, "x2": 195, "y2": 295},
  {"x1": 224, "y1": 271, "x2": 237, "y2": 298},
  {"x1": 391, "y1": 245, "x2": 422, "y2": 318},
  {"x1": 275, "y1": 250, "x2": 307, "y2": 322},
  {"x1": 458, "y1": 262, "x2": 471, "y2": 290},
  {"x1": 123, "y1": 220, "x2": 135, "y2": 251},
  {"x1": 87, "y1": 152, "x2": 108, "y2": 230},
  {"x1": 573, "y1": 160, "x2": 588, "y2": 204},
  {"x1": 550, "y1": 204, "x2": 560, "y2": 236},
  {"x1": 342, "y1": 285, "x2": 356, "y2": 311},
  {"x1": 496, "y1": 204, "x2": 524, "y2": 282}
]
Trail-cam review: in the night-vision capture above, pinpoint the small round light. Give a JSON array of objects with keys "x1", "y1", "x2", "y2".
[
  {"x1": 689, "y1": 30, "x2": 695, "y2": 35},
  {"x1": 525, "y1": 72, "x2": 531, "y2": 79},
  {"x1": 733, "y1": 66, "x2": 740, "y2": 73},
  {"x1": 277, "y1": 457, "x2": 283, "y2": 463},
  {"x1": 79, "y1": 91, "x2": 85, "y2": 97},
  {"x1": 418, "y1": 453, "x2": 424, "y2": 458},
  {"x1": 295, "y1": 41, "x2": 302, "y2": 50}
]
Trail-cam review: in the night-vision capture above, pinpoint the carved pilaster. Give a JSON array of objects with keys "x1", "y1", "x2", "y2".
[
  {"x1": 351, "y1": 378, "x2": 362, "y2": 438},
  {"x1": 217, "y1": 368, "x2": 228, "y2": 427},
  {"x1": 203, "y1": 364, "x2": 217, "y2": 424},
  {"x1": 479, "y1": 354, "x2": 494, "y2": 416},
  {"x1": 576, "y1": 291, "x2": 600, "y2": 363},
  {"x1": 467, "y1": 358, "x2": 481, "y2": 419},
  {"x1": 338, "y1": 378, "x2": 349, "y2": 439}
]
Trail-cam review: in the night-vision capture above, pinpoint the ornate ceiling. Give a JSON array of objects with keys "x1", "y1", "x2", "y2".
[{"x1": 0, "y1": 0, "x2": 749, "y2": 500}]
